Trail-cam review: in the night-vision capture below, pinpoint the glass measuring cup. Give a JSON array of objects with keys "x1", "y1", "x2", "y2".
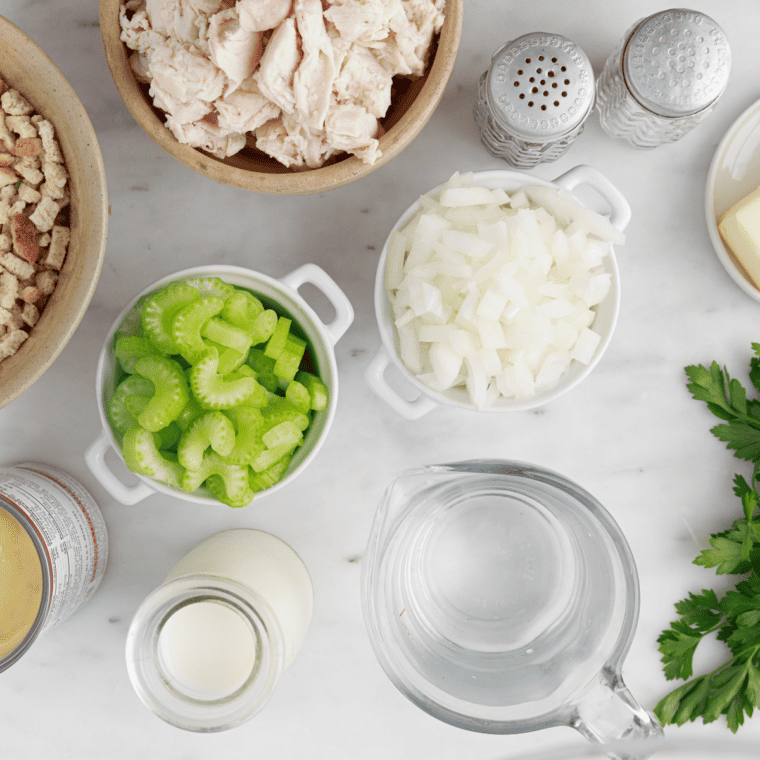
[{"x1": 361, "y1": 460, "x2": 661, "y2": 757}]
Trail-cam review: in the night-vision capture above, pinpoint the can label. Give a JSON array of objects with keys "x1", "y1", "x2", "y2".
[{"x1": 0, "y1": 463, "x2": 108, "y2": 633}]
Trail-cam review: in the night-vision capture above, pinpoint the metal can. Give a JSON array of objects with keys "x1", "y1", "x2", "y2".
[
  {"x1": 596, "y1": 8, "x2": 731, "y2": 149},
  {"x1": 473, "y1": 32, "x2": 595, "y2": 169},
  {"x1": 0, "y1": 462, "x2": 108, "y2": 672}
]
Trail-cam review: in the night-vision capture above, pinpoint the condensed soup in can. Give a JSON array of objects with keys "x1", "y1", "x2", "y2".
[{"x1": 0, "y1": 462, "x2": 108, "y2": 672}]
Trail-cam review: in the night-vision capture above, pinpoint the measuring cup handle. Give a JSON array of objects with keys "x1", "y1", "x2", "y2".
[
  {"x1": 571, "y1": 669, "x2": 663, "y2": 758},
  {"x1": 364, "y1": 345, "x2": 439, "y2": 420},
  {"x1": 85, "y1": 431, "x2": 156, "y2": 505},
  {"x1": 279, "y1": 263, "x2": 354, "y2": 345},
  {"x1": 552, "y1": 165, "x2": 632, "y2": 233}
]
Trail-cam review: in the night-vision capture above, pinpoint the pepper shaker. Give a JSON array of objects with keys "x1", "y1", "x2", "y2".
[
  {"x1": 473, "y1": 32, "x2": 595, "y2": 169},
  {"x1": 596, "y1": 8, "x2": 731, "y2": 149}
]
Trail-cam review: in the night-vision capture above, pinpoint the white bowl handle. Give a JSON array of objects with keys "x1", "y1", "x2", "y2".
[
  {"x1": 279, "y1": 263, "x2": 354, "y2": 345},
  {"x1": 365, "y1": 345, "x2": 439, "y2": 420},
  {"x1": 84, "y1": 431, "x2": 156, "y2": 505},
  {"x1": 552, "y1": 165, "x2": 632, "y2": 233}
]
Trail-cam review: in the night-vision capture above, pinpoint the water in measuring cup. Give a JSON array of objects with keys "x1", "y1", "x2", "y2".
[{"x1": 383, "y1": 480, "x2": 623, "y2": 711}]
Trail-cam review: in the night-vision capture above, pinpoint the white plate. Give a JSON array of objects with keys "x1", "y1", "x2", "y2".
[{"x1": 705, "y1": 98, "x2": 760, "y2": 303}]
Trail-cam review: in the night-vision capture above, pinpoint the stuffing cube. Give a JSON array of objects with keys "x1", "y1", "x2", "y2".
[
  {"x1": 0, "y1": 270, "x2": 18, "y2": 310},
  {"x1": 1, "y1": 90, "x2": 34, "y2": 116},
  {"x1": 1, "y1": 252, "x2": 36, "y2": 280},
  {"x1": 44, "y1": 225, "x2": 69, "y2": 270}
]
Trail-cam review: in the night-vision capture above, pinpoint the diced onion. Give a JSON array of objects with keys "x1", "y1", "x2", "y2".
[{"x1": 385, "y1": 176, "x2": 620, "y2": 408}]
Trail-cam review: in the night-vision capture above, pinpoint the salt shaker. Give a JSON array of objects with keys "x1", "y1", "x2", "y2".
[
  {"x1": 474, "y1": 33, "x2": 595, "y2": 169},
  {"x1": 596, "y1": 8, "x2": 731, "y2": 149}
]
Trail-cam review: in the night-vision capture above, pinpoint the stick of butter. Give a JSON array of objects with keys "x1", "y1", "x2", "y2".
[{"x1": 719, "y1": 185, "x2": 760, "y2": 288}]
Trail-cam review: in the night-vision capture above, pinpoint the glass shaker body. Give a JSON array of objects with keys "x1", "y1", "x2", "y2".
[
  {"x1": 474, "y1": 33, "x2": 595, "y2": 169},
  {"x1": 596, "y1": 9, "x2": 730, "y2": 149},
  {"x1": 126, "y1": 529, "x2": 313, "y2": 732}
]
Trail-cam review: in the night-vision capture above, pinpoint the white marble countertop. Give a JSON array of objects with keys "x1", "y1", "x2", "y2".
[{"x1": 3, "y1": 0, "x2": 760, "y2": 757}]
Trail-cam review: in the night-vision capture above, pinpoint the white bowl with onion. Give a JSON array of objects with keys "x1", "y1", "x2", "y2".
[{"x1": 365, "y1": 166, "x2": 631, "y2": 419}]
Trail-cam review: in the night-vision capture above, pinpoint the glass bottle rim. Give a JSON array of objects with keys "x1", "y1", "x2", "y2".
[{"x1": 125, "y1": 574, "x2": 286, "y2": 732}]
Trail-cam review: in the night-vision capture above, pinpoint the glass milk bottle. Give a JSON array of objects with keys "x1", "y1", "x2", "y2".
[
  {"x1": 474, "y1": 33, "x2": 595, "y2": 169},
  {"x1": 126, "y1": 529, "x2": 313, "y2": 731},
  {"x1": 596, "y1": 9, "x2": 731, "y2": 148}
]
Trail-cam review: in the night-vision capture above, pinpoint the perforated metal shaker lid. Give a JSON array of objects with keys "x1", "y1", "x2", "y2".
[
  {"x1": 622, "y1": 8, "x2": 731, "y2": 117},
  {"x1": 485, "y1": 32, "x2": 595, "y2": 141}
]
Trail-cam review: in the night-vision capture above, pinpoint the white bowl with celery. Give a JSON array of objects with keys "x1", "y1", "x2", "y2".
[{"x1": 365, "y1": 166, "x2": 631, "y2": 419}]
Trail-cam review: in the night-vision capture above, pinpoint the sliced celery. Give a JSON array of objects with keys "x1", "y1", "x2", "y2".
[
  {"x1": 114, "y1": 335, "x2": 161, "y2": 374},
  {"x1": 249, "y1": 454, "x2": 292, "y2": 492},
  {"x1": 247, "y1": 348, "x2": 278, "y2": 392},
  {"x1": 172, "y1": 296, "x2": 225, "y2": 365},
  {"x1": 178, "y1": 411, "x2": 236, "y2": 471},
  {"x1": 133, "y1": 355, "x2": 189, "y2": 432},
  {"x1": 180, "y1": 451, "x2": 249, "y2": 503},
  {"x1": 262, "y1": 420, "x2": 302, "y2": 450},
  {"x1": 190, "y1": 347, "x2": 257, "y2": 409},
  {"x1": 274, "y1": 334, "x2": 307, "y2": 382},
  {"x1": 261, "y1": 397, "x2": 310, "y2": 431},
  {"x1": 108, "y1": 375, "x2": 154, "y2": 437},
  {"x1": 221, "y1": 291, "x2": 265, "y2": 335},
  {"x1": 184, "y1": 276, "x2": 237, "y2": 300},
  {"x1": 264, "y1": 316, "x2": 291, "y2": 359},
  {"x1": 295, "y1": 371, "x2": 328, "y2": 411},
  {"x1": 141, "y1": 281, "x2": 199, "y2": 355},
  {"x1": 200, "y1": 317, "x2": 253, "y2": 355},
  {"x1": 206, "y1": 474, "x2": 255, "y2": 508},
  {"x1": 122, "y1": 426, "x2": 184, "y2": 489},
  {"x1": 285, "y1": 379, "x2": 311, "y2": 414},
  {"x1": 222, "y1": 407, "x2": 266, "y2": 465}
]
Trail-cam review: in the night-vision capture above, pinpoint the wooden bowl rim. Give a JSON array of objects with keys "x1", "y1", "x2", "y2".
[
  {"x1": 0, "y1": 14, "x2": 108, "y2": 409},
  {"x1": 100, "y1": 0, "x2": 463, "y2": 194}
]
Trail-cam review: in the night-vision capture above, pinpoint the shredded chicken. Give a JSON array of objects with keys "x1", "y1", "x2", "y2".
[{"x1": 119, "y1": 0, "x2": 446, "y2": 166}]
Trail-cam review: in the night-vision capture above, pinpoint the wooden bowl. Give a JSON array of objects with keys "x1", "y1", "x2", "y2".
[
  {"x1": 99, "y1": 0, "x2": 462, "y2": 194},
  {"x1": 0, "y1": 15, "x2": 108, "y2": 409}
]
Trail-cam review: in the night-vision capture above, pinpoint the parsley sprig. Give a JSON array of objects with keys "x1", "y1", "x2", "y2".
[{"x1": 654, "y1": 345, "x2": 760, "y2": 733}]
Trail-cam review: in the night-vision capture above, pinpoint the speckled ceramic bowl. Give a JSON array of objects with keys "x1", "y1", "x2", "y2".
[
  {"x1": 0, "y1": 15, "x2": 108, "y2": 409},
  {"x1": 99, "y1": 0, "x2": 463, "y2": 195}
]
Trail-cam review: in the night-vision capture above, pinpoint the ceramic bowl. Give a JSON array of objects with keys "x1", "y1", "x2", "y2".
[
  {"x1": 99, "y1": 0, "x2": 463, "y2": 195},
  {"x1": 0, "y1": 15, "x2": 108, "y2": 409},
  {"x1": 365, "y1": 166, "x2": 631, "y2": 419},
  {"x1": 85, "y1": 264, "x2": 353, "y2": 505},
  {"x1": 705, "y1": 97, "x2": 760, "y2": 303}
]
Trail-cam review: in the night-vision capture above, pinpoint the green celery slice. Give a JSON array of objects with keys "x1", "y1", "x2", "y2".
[
  {"x1": 175, "y1": 396, "x2": 204, "y2": 431},
  {"x1": 114, "y1": 335, "x2": 161, "y2": 374},
  {"x1": 251, "y1": 443, "x2": 296, "y2": 473},
  {"x1": 180, "y1": 451, "x2": 249, "y2": 502},
  {"x1": 184, "y1": 277, "x2": 237, "y2": 300},
  {"x1": 201, "y1": 317, "x2": 253, "y2": 355},
  {"x1": 247, "y1": 347, "x2": 278, "y2": 392},
  {"x1": 264, "y1": 316, "x2": 291, "y2": 359},
  {"x1": 122, "y1": 426, "x2": 184, "y2": 488},
  {"x1": 295, "y1": 371, "x2": 328, "y2": 411},
  {"x1": 108, "y1": 375, "x2": 154, "y2": 437},
  {"x1": 190, "y1": 347, "x2": 257, "y2": 409},
  {"x1": 273, "y1": 334, "x2": 307, "y2": 382},
  {"x1": 205, "y1": 474, "x2": 255, "y2": 508},
  {"x1": 262, "y1": 420, "x2": 302, "y2": 450},
  {"x1": 153, "y1": 421, "x2": 181, "y2": 452},
  {"x1": 262, "y1": 397, "x2": 310, "y2": 431},
  {"x1": 250, "y1": 309, "x2": 278, "y2": 345},
  {"x1": 285, "y1": 379, "x2": 311, "y2": 414},
  {"x1": 141, "y1": 281, "x2": 200, "y2": 355},
  {"x1": 221, "y1": 291, "x2": 265, "y2": 334},
  {"x1": 133, "y1": 355, "x2": 189, "y2": 433},
  {"x1": 222, "y1": 407, "x2": 266, "y2": 465},
  {"x1": 172, "y1": 296, "x2": 225, "y2": 365},
  {"x1": 178, "y1": 411, "x2": 236, "y2": 470},
  {"x1": 249, "y1": 453, "x2": 293, "y2": 492}
]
